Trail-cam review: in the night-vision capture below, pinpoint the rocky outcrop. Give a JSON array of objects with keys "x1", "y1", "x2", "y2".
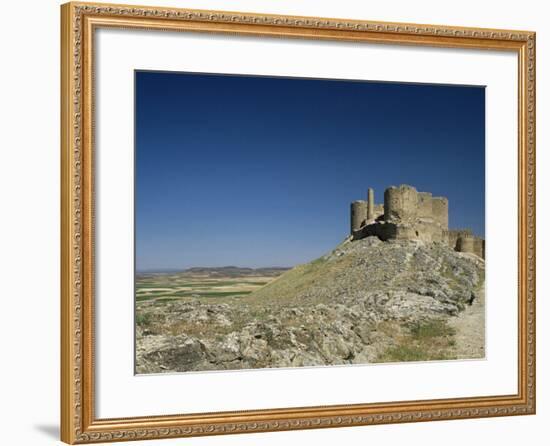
[{"x1": 136, "y1": 237, "x2": 484, "y2": 373}]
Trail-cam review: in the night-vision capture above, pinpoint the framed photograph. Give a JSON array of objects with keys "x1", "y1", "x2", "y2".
[{"x1": 60, "y1": 2, "x2": 536, "y2": 443}]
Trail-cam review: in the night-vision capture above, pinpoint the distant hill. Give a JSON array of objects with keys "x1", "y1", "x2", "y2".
[
  {"x1": 137, "y1": 266, "x2": 290, "y2": 278},
  {"x1": 181, "y1": 266, "x2": 290, "y2": 277}
]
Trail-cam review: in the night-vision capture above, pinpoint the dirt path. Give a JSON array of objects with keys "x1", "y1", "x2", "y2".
[{"x1": 448, "y1": 286, "x2": 485, "y2": 359}]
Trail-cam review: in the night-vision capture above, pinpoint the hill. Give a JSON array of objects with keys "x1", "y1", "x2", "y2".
[
  {"x1": 136, "y1": 237, "x2": 485, "y2": 373},
  {"x1": 180, "y1": 266, "x2": 290, "y2": 278}
]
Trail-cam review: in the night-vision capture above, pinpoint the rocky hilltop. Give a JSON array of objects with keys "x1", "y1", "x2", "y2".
[{"x1": 136, "y1": 237, "x2": 485, "y2": 374}]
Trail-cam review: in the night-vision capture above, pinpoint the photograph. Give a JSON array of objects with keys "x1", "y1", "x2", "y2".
[
  {"x1": 57, "y1": 2, "x2": 536, "y2": 443},
  {"x1": 134, "y1": 71, "x2": 486, "y2": 374}
]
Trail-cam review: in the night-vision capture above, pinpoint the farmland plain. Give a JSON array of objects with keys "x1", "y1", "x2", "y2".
[{"x1": 135, "y1": 267, "x2": 288, "y2": 304}]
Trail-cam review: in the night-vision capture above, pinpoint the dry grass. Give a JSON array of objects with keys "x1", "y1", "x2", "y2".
[
  {"x1": 241, "y1": 254, "x2": 354, "y2": 308},
  {"x1": 376, "y1": 319, "x2": 457, "y2": 363}
]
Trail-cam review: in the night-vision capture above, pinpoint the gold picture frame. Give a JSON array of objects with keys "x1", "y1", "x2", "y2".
[{"x1": 60, "y1": 2, "x2": 536, "y2": 443}]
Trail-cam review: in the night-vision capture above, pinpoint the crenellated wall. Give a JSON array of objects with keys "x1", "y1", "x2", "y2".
[{"x1": 444, "y1": 229, "x2": 484, "y2": 259}]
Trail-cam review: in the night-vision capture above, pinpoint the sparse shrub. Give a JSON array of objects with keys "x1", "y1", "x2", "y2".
[
  {"x1": 136, "y1": 313, "x2": 152, "y2": 326},
  {"x1": 376, "y1": 319, "x2": 456, "y2": 363},
  {"x1": 409, "y1": 320, "x2": 455, "y2": 339}
]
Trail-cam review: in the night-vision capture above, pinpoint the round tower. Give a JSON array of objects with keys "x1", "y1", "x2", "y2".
[
  {"x1": 350, "y1": 200, "x2": 367, "y2": 235},
  {"x1": 384, "y1": 185, "x2": 418, "y2": 222},
  {"x1": 457, "y1": 234, "x2": 476, "y2": 254}
]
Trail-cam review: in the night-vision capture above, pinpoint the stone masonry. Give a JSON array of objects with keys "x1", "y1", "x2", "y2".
[{"x1": 350, "y1": 184, "x2": 485, "y2": 259}]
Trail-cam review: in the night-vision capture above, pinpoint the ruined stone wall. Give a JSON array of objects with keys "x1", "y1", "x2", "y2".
[
  {"x1": 373, "y1": 204, "x2": 384, "y2": 221},
  {"x1": 363, "y1": 220, "x2": 445, "y2": 243},
  {"x1": 456, "y1": 234, "x2": 477, "y2": 256},
  {"x1": 444, "y1": 230, "x2": 484, "y2": 259},
  {"x1": 363, "y1": 221, "x2": 398, "y2": 241},
  {"x1": 445, "y1": 229, "x2": 473, "y2": 250},
  {"x1": 415, "y1": 221, "x2": 446, "y2": 243},
  {"x1": 351, "y1": 185, "x2": 483, "y2": 257},
  {"x1": 350, "y1": 200, "x2": 367, "y2": 235},
  {"x1": 417, "y1": 192, "x2": 433, "y2": 219},
  {"x1": 384, "y1": 185, "x2": 419, "y2": 222},
  {"x1": 431, "y1": 197, "x2": 449, "y2": 230},
  {"x1": 473, "y1": 238, "x2": 485, "y2": 259}
]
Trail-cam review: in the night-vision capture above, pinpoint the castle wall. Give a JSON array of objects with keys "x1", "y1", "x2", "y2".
[
  {"x1": 456, "y1": 235, "x2": 476, "y2": 255},
  {"x1": 445, "y1": 229, "x2": 472, "y2": 250},
  {"x1": 350, "y1": 200, "x2": 367, "y2": 235},
  {"x1": 415, "y1": 221, "x2": 446, "y2": 243},
  {"x1": 373, "y1": 204, "x2": 384, "y2": 221},
  {"x1": 364, "y1": 220, "x2": 445, "y2": 243},
  {"x1": 417, "y1": 192, "x2": 433, "y2": 219},
  {"x1": 473, "y1": 238, "x2": 485, "y2": 259},
  {"x1": 351, "y1": 185, "x2": 483, "y2": 256},
  {"x1": 363, "y1": 222, "x2": 398, "y2": 241},
  {"x1": 444, "y1": 230, "x2": 484, "y2": 259},
  {"x1": 431, "y1": 197, "x2": 449, "y2": 230},
  {"x1": 384, "y1": 185, "x2": 419, "y2": 222}
]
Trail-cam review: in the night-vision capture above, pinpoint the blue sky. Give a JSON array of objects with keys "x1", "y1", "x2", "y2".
[{"x1": 135, "y1": 71, "x2": 485, "y2": 271}]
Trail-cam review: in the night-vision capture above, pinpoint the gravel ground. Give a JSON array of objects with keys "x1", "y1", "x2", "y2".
[{"x1": 448, "y1": 285, "x2": 485, "y2": 359}]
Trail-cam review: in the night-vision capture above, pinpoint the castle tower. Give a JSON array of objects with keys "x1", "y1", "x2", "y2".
[
  {"x1": 431, "y1": 197, "x2": 449, "y2": 230},
  {"x1": 384, "y1": 185, "x2": 419, "y2": 222},
  {"x1": 350, "y1": 200, "x2": 367, "y2": 235},
  {"x1": 367, "y1": 188, "x2": 375, "y2": 221},
  {"x1": 457, "y1": 234, "x2": 476, "y2": 254},
  {"x1": 417, "y1": 192, "x2": 433, "y2": 219}
]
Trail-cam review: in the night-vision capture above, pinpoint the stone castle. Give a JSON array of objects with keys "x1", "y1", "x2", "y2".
[{"x1": 350, "y1": 184, "x2": 485, "y2": 259}]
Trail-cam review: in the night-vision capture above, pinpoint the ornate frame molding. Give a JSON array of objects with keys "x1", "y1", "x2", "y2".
[{"x1": 60, "y1": 2, "x2": 536, "y2": 444}]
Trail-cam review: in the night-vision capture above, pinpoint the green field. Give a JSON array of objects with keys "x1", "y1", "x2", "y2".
[{"x1": 135, "y1": 274, "x2": 274, "y2": 303}]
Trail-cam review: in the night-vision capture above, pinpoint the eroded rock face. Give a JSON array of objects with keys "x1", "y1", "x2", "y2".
[{"x1": 135, "y1": 238, "x2": 484, "y2": 374}]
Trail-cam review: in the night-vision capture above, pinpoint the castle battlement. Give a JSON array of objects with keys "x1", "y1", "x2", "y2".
[{"x1": 350, "y1": 185, "x2": 484, "y2": 259}]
